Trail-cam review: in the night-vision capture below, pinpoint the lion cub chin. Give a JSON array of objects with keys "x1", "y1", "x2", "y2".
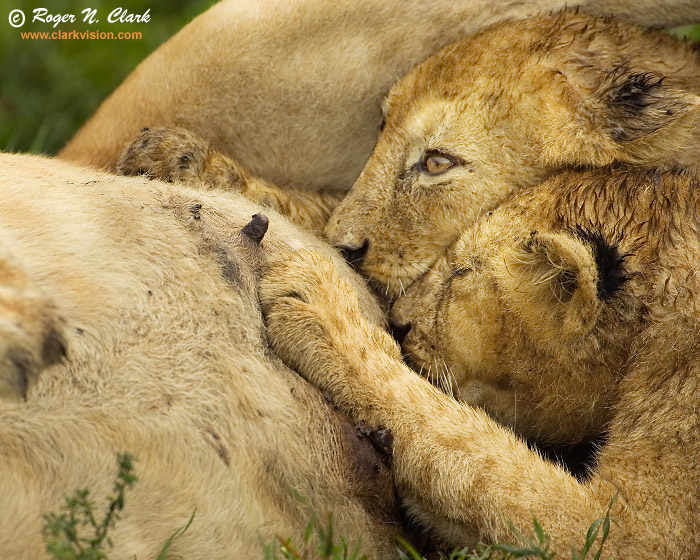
[
  {"x1": 326, "y1": 10, "x2": 700, "y2": 298},
  {"x1": 262, "y1": 165, "x2": 700, "y2": 558}
]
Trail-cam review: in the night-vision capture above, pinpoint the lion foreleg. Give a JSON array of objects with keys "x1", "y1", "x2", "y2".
[{"x1": 117, "y1": 126, "x2": 341, "y2": 231}]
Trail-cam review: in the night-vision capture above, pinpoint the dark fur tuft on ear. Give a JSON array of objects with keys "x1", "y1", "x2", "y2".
[
  {"x1": 600, "y1": 70, "x2": 690, "y2": 143},
  {"x1": 573, "y1": 228, "x2": 627, "y2": 300},
  {"x1": 609, "y1": 72, "x2": 663, "y2": 115}
]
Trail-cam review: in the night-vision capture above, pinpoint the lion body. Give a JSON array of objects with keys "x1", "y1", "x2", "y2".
[
  {"x1": 14, "y1": 3, "x2": 700, "y2": 557},
  {"x1": 0, "y1": 153, "x2": 398, "y2": 559}
]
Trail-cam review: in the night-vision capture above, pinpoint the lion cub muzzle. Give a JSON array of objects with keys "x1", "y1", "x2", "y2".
[{"x1": 338, "y1": 239, "x2": 369, "y2": 271}]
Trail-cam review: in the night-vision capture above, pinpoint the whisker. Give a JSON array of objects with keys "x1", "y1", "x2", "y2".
[
  {"x1": 436, "y1": 361, "x2": 444, "y2": 393},
  {"x1": 398, "y1": 262, "x2": 421, "y2": 291},
  {"x1": 448, "y1": 364, "x2": 460, "y2": 400},
  {"x1": 444, "y1": 361, "x2": 458, "y2": 399},
  {"x1": 439, "y1": 360, "x2": 449, "y2": 396},
  {"x1": 442, "y1": 362, "x2": 452, "y2": 397}
]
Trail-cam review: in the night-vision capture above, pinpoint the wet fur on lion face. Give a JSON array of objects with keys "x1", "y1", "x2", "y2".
[
  {"x1": 392, "y1": 165, "x2": 699, "y2": 445},
  {"x1": 327, "y1": 10, "x2": 700, "y2": 297}
]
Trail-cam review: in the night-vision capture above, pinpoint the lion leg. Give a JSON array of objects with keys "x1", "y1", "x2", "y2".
[
  {"x1": 260, "y1": 252, "x2": 628, "y2": 555},
  {"x1": 0, "y1": 248, "x2": 66, "y2": 401},
  {"x1": 116, "y1": 126, "x2": 341, "y2": 231}
]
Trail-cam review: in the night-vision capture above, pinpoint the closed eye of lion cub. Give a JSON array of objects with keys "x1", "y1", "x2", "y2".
[
  {"x1": 262, "y1": 166, "x2": 700, "y2": 558},
  {"x1": 327, "y1": 10, "x2": 700, "y2": 298}
]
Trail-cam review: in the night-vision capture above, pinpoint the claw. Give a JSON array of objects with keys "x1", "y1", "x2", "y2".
[{"x1": 369, "y1": 426, "x2": 394, "y2": 457}]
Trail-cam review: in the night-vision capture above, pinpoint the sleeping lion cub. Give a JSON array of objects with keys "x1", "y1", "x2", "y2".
[{"x1": 261, "y1": 166, "x2": 700, "y2": 558}]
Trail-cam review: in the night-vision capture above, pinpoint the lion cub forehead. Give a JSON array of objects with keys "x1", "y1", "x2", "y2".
[
  {"x1": 400, "y1": 100, "x2": 465, "y2": 140},
  {"x1": 456, "y1": 166, "x2": 700, "y2": 266},
  {"x1": 389, "y1": 98, "x2": 485, "y2": 163}
]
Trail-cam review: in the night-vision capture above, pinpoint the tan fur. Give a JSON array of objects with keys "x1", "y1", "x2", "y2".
[
  {"x1": 261, "y1": 166, "x2": 700, "y2": 558},
  {"x1": 0, "y1": 153, "x2": 400, "y2": 559},
  {"x1": 116, "y1": 126, "x2": 341, "y2": 232},
  {"x1": 60, "y1": 0, "x2": 700, "y2": 193},
  {"x1": 326, "y1": 11, "x2": 700, "y2": 297}
]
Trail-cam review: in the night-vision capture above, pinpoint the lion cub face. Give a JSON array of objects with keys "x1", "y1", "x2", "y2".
[
  {"x1": 326, "y1": 11, "x2": 700, "y2": 298},
  {"x1": 389, "y1": 167, "x2": 678, "y2": 445}
]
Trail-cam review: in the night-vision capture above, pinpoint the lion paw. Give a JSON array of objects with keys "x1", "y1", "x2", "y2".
[
  {"x1": 260, "y1": 251, "x2": 362, "y2": 379},
  {"x1": 116, "y1": 126, "x2": 210, "y2": 184}
]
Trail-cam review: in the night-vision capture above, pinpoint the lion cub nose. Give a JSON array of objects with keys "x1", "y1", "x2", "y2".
[
  {"x1": 338, "y1": 239, "x2": 369, "y2": 270},
  {"x1": 389, "y1": 321, "x2": 412, "y2": 345}
]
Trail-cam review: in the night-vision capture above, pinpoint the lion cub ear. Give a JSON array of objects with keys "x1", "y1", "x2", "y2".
[
  {"x1": 497, "y1": 231, "x2": 603, "y2": 343},
  {"x1": 550, "y1": 68, "x2": 700, "y2": 166},
  {"x1": 595, "y1": 72, "x2": 700, "y2": 166},
  {"x1": 598, "y1": 72, "x2": 700, "y2": 144}
]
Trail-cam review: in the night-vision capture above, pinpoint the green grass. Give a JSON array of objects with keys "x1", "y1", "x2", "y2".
[
  {"x1": 42, "y1": 456, "x2": 618, "y2": 560},
  {"x1": 394, "y1": 499, "x2": 616, "y2": 560},
  {"x1": 42, "y1": 453, "x2": 195, "y2": 560},
  {"x1": 264, "y1": 495, "x2": 618, "y2": 560},
  {"x1": 264, "y1": 512, "x2": 369, "y2": 560},
  {"x1": 0, "y1": 0, "x2": 217, "y2": 155}
]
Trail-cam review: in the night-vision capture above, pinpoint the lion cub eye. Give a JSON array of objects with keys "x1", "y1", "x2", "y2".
[{"x1": 420, "y1": 149, "x2": 463, "y2": 176}]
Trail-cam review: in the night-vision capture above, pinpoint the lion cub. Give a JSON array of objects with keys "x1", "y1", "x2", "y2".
[
  {"x1": 326, "y1": 10, "x2": 700, "y2": 297},
  {"x1": 261, "y1": 166, "x2": 700, "y2": 558}
]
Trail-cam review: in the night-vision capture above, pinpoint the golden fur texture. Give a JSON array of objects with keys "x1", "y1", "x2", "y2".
[
  {"x1": 261, "y1": 166, "x2": 700, "y2": 558},
  {"x1": 327, "y1": 11, "x2": 700, "y2": 297},
  {"x1": 60, "y1": 0, "x2": 700, "y2": 192},
  {"x1": 0, "y1": 153, "x2": 400, "y2": 559}
]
